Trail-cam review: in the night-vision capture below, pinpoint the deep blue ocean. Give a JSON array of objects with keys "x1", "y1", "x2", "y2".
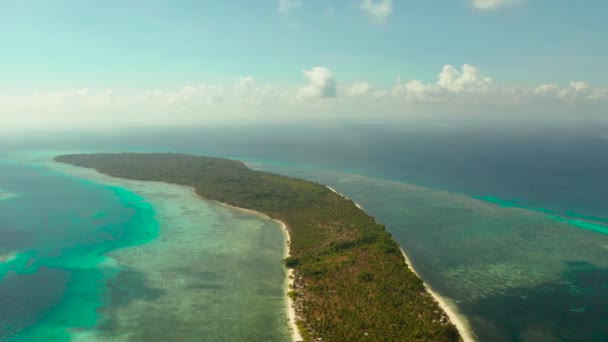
[{"x1": 3, "y1": 122, "x2": 608, "y2": 341}]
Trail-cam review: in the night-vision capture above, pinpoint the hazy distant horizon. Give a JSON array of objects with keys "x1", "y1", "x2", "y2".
[{"x1": 1, "y1": 1, "x2": 606, "y2": 132}]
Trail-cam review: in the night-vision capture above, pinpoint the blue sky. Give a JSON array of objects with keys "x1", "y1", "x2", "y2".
[
  {"x1": 0, "y1": 0, "x2": 607, "y2": 130},
  {"x1": 1, "y1": 0, "x2": 606, "y2": 91}
]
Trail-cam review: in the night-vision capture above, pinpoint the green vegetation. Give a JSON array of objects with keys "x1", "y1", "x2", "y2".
[{"x1": 56, "y1": 153, "x2": 459, "y2": 341}]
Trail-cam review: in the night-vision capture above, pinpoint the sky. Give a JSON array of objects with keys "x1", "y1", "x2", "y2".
[{"x1": 0, "y1": 0, "x2": 607, "y2": 131}]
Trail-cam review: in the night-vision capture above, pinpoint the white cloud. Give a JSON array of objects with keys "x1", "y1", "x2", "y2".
[
  {"x1": 391, "y1": 64, "x2": 608, "y2": 105},
  {"x1": 278, "y1": 0, "x2": 302, "y2": 14},
  {"x1": 234, "y1": 77, "x2": 282, "y2": 106},
  {"x1": 437, "y1": 64, "x2": 496, "y2": 94},
  {"x1": 393, "y1": 64, "x2": 498, "y2": 103},
  {"x1": 534, "y1": 81, "x2": 608, "y2": 101},
  {"x1": 346, "y1": 81, "x2": 372, "y2": 96},
  {"x1": 165, "y1": 84, "x2": 225, "y2": 106},
  {"x1": 1, "y1": 65, "x2": 607, "y2": 132},
  {"x1": 359, "y1": 0, "x2": 392, "y2": 23},
  {"x1": 471, "y1": 0, "x2": 523, "y2": 11},
  {"x1": 299, "y1": 67, "x2": 338, "y2": 99}
]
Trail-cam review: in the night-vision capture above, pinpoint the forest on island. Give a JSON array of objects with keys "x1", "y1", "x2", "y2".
[{"x1": 56, "y1": 153, "x2": 459, "y2": 342}]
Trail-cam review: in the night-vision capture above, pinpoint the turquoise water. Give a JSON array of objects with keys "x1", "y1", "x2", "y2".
[
  {"x1": 0, "y1": 156, "x2": 290, "y2": 341},
  {"x1": 0, "y1": 160, "x2": 158, "y2": 340}
]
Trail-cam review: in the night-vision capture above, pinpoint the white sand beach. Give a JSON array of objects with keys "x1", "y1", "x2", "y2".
[
  {"x1": 400, "y1": 248, "x2": 477, "y2": 342},
  {"x1": 326, "y1": 185, "x2": 364, "y2": 210},
  {"x1": 327, "y1": 184, "x2": 475, "y2": 341}
]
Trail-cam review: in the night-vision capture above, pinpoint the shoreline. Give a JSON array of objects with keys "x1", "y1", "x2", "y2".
[
  {"x1": 326, "y1": 185, "x2": 364, "y2": 210},
  {"x1": 49, "y1": 158, "x2": 301, "y2": 342},
  {"x1": 186, "y1": 187, "x2": 303, "y2": 342},
  {"x1": 399, "y1": 247, "x2": 476, "y2": 342},
  {"x1": 328, "y1": 185, "x2": 475, "y2": 342},
  {"x1": 53, "y1": 155, "x2": 464, "y2": 341}
]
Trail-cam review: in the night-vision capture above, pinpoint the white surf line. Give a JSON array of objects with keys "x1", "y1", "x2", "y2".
[
  {"x1": 326, "y1": 186, "x2": 364, "y2": 210},
  {"x1": 400, "y1": 248, "x2": 477, "y2": 342},
  {"x1": 328, "y1": 184, "x2": 474, "y2": 340}
]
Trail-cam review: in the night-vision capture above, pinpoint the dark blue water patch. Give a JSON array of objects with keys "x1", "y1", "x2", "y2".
[
  {"x1": 465, "y1": 260, "x2": 608, "y2": 341},
  {"x1": 0, "y1": 160, "x2": 158, "y2": 340}
]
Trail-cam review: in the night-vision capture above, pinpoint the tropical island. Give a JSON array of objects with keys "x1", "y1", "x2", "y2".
[{"x1": 55, "y1": 153, "x2": 460, "y2": 342}]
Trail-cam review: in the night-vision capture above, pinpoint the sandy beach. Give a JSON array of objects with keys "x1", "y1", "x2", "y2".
[
  {"x1": 326, "y1": 185, "x2": 364, "y2": 210},
  {"x1": 328, "y1": 185, "x2": 476, "y2": 341},
  {"x1": 400, "y1": 247, "x2": 476, "y2": 342},
  {"x1": 48, "y1": 154, "x2": 465, "y2": 342}
]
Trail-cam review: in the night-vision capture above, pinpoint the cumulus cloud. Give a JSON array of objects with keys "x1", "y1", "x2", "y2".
[
  {"x1": 277, "y1": 0, "x2": 302, "y2": 13},
  {"x1": 299, "y1": 67, "x2": 338, "y2": 99},
  {"x1": 534, "y1": 81, "x2": 608, "y2": 101},
  {"x1": 346, "y1": 81, "x2": 372, "y2": 96},
  {"x1": 164, "y1": 84, "x2": 225, "y2": 106},
  {"x1": 393, "y1": 64, "x2": 498, "y2": 103},
  {"x1": 437, "y1": 64, "x2": 496, "y2": 94},
  {"x1": 471, "y1": 0, "x2": 523, "y2": 10},
  {"x1": 0, "y1": 88, "x2": 121, "y2": 113},
  {"x1": 359, "y1": 0, "x2": 392, "y2": 23},
  {"x1": 391, "y1": 64, "x2": 608, "y2": 105},
  {"x1": 2, "y1": 64, "x2": 607, "y2": 132},
  {"x1": 234, "y1": 77, "x2": 282, "y2": 106}
]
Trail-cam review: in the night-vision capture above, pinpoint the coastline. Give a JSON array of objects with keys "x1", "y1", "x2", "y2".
[
  {"x1": 48, "y1": 158, "x2": 294, "y2": 340},
  {"x1": 328, "y1": 185, "x2": 475, "y2": 342},
  {"x1": 53, "y1": 153, "x2": 466, "y2": 341},
  {"x1": 187, "y1": 187, "x2": 304, "y2": 342},
  {"x1": 400, "y1": 247, "x2": 476, "y2": 342},
  {"x1": 326, "y1": 185, "x2": 364, "y2": 210}
]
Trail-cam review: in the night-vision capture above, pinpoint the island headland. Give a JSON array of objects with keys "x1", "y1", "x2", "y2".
[{"x1": 56, "y1": 153, "x2": 462, "y2": 342}]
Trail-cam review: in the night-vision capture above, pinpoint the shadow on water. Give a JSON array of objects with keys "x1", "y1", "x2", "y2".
[
  {"x1": 0, "y1": 267, "x2": 69, "y2": 339},
  {"x1": 468, "y1": 261, "x2": 608, "y2": 342}
]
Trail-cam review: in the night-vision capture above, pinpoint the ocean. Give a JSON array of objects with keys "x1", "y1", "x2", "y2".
[{"x1": 2, "y1": 122, "x2": 608, "y2": 340}]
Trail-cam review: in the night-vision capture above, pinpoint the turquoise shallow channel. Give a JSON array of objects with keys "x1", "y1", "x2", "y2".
[{"x1": 0, "y1": 155, "x2": 290, "y2": 341}]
